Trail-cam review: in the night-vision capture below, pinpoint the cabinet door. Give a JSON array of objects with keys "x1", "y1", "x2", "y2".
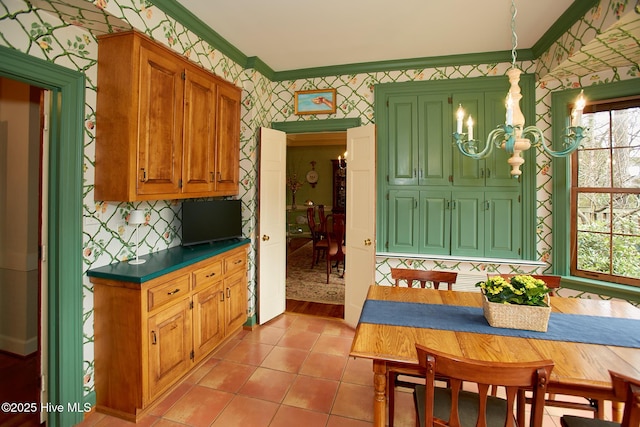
[
  {"x1": 418, "y1": 94, "x2": 452, "y2": 186},
  {"x1": 224, "y1": 270, "x2": 247, "y2": 333},
  {"x1": 137, "y1": 43, "x2": 184, "y2": 196},
  {"x1": 418, "y1": 190, "x2": 450, "y2": 255},
  {"x1": 452, "y1": 93, "x2": 485, "y2": 186},
  {"x1": 388, "y1": 95, "x2": 418, "y2": 185},
  {"x1": 485, "y1": 191, "x2": 521, "y2": 258},
  {"x1": 388, "y1": 190, "x2": 419, "y2": 253},
  {"x1": 147, "y1": 297, "x2": 192, "y2": 400},
  {"x1": 182, "y1": 67, "x2": 217, "y2": 194},
  {"x1": 192, "y1": 282, "x2": 225, "y2": 362},
  {"x1": 451, "y1": 191, "x2": 483, "y2": 257},
  {"x1": 215, "y1": 83, "x2": 241, "y2": 194},
  {"x1": 484, "y1": 90, "x2": 520, "y2": 187}
]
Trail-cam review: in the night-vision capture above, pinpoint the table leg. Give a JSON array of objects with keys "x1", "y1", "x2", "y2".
[
  {"x1": 612, "y1": 401, "x2": 623, "y2": 423},
  {"x1": 373, "y1": 360, "x2": 387, "y2": 427}
]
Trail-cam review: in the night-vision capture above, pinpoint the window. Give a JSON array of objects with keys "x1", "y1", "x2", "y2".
[{"x1": 570, "y1": 97, "x2": 640, "y2": 287}]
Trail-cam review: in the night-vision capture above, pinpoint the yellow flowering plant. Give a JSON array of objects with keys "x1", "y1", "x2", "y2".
[{"x1": 476, "y1": 275, "x2": 551, "y2": 307}]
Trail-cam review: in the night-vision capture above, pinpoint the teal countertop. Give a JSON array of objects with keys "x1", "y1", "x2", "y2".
[{"x1": 87, "y1": 238, "x2": 251, "y2": 284}]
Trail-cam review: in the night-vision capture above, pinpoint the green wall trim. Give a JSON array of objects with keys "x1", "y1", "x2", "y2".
[
  {"x1": 531, "y1": 0, "x2": 600, "y2": 58},
  {"x1": 552, "y1": 78, "x2": 640, "y2": 276},
  {"x1": 244, "y1": 315, "x2": 257, "y2": 328},
  {"x1": 150, "y1": 0, "x2": 248, "y2": 68},
  {"x1": 561, "y1": 277, "x2": 640, "y2": 303},
  {"x1": 151, "y1": 0, "x2": 589, "y2": 80},
  {"x1": 271, "y1": 118, "x2": 362, "y2": 133},
  {"x1": 0, "y1": 45, "x2": 85, "y2": 427}
]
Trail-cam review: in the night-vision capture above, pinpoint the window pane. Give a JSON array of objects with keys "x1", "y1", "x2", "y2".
[
  {"x1": 577, "y1": 149, "x2": 611, "y2": 187},
  {"x1": 612, "y1": 147, "x2": 640, "y2": 188},
  {"x1": 582, "y1": 111, "x2": 610, "y2": 149},
  {"x1": 611, "y1": 107, "x2": 640, "y2": 149},
  {"x1": 612, "y1": 193, "x2": 640, "y2": 234},
  {"x1": 577, "y1": 231, "x2": 611, "y2": 274},
  {"x1": 612, "y1": 235, "x2": 640, "y2": 279},
  {"x1": 577, "y1": 192, "x2": 610, "y2": 232}
]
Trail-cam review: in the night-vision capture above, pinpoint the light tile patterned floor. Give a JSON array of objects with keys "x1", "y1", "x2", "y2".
[{"x1": 76, "y1": 313, "x2": 608, "y2": 426}]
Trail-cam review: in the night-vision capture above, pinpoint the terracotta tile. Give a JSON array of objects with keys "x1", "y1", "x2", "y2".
[
  {"x1": 312, "y1": 334, "x2": 353, "y2": 357},
  {"x1": 322, "y1": 320, "x2": 356, "y2": 338},
  {"x1": 283, "y1": 375, "x2": 339, "y2": 413},
  {"x1": 222, "y1": 340, "x2": 274, "y2": 365},
  {"x1": 150, "y1": 418, "x2": 191, "y2": 427},
  {"x1": 238, "y1": 367, "x2": 297, "y2": 403},
  {"x1": 261, "y1": 345, "x2": 309, "y2": 373},
  {"x1": 265, "y1": 313, "x2": 297, "y2": 329},
  {"x1": 342, "y1": 357, "x2": 374, "y2": 386},
  {"x1": 277, "y1": 328, "x2": 320, "y2": 351},
  {"x1": 300, "y1": 352, "x2": 348, "y2": 381},
  {"x1": 242, "y1": 324, "x2": 286, "y2": 345},
  {"x1": 183, "y1": 356, "x2": 220, "y2": 384},
  {"x1": 290, "y1": 315, "x2": 331, "y2": 333},
  {"x1": 162, "y1": 385, "x2": 233, "y2": 426},
  {"x1": 390, "y1": 388, "x2": 417, "y2": 427},
  {"x1": 198, "y1": 360, "x2": 256, "y2": 393},
  {"x1": 326, "y1": 415, "x2": 374, "y2": 426},
  {"x1": 269, "y1": 405, "x2": 329, "y2": 427},
  {"x1": 93, "y1": 415, "x2": 156, "y2": 426},
  {"x1": 210, "y1": 395, "x2": 279, "y2": 427},
  {"x1": 331, "y1": 382, "x2": 374, "y2": 422},
  {"x1": 210, "y1": 336, "x2": 241, "y2": 358},
  {"x1": 148, "y1": 381, "x2": 193, "y2": 416}
]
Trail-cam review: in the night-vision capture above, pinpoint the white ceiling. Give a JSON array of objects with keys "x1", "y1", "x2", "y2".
[{"x1": 174, "y1": 0, "x2": 576, "y2": 72}]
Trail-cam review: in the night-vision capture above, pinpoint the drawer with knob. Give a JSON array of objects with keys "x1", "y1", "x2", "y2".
[{"x1": 147, "y1": 275, "x2": 191, "y2": 312}]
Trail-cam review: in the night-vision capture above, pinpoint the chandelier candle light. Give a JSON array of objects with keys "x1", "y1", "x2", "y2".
[{"x1": 453, "y1": 0, "x2": 587, "y2": 178}]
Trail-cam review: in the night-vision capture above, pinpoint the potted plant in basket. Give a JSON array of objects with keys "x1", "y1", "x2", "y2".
[{"x1": 476, "y1": 275, "x2": 552, "y2": 332}]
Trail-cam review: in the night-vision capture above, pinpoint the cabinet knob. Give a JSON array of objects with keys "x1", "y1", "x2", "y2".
[
  {"x1": 205, "y1": 272, "x2": 216, "y2": 278},
  {"x1": 364, "y1": 238, "x2": 372, "y2": 246},
  {"x1": 139, "y1": 168, "x2": 147, "y2": 182},
  {"x1": 151, "y1": 331, "x2": 157, "y2": 345},
  {"x1": 167, "y1": 288, "x2": 180, "y2": 295},
  {"x1": 262, "y1": 235, "x2": 270, "y2": 241}
]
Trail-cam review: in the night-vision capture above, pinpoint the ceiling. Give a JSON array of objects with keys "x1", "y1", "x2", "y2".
[{"x1": 174, "y1": 0, "x2": 577, "y2": 72}]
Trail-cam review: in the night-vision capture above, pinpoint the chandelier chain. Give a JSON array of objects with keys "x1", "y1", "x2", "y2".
[{"x1": 511, "y1": 0, "x2": 518, "y2": 68}]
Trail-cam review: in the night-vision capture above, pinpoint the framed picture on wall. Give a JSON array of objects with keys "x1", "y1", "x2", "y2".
[{"x1": 294, "y1": 88, "x2": 337, "y2": 115}]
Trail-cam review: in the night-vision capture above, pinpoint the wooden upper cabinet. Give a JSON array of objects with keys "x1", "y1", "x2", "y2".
[{"x1": 95, "y1": 30, "x2": 241, "y2": 201}]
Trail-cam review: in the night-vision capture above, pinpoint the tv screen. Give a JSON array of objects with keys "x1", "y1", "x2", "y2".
[{"x1": 181, "y1": 200, "x2": 243, "y2": 246}]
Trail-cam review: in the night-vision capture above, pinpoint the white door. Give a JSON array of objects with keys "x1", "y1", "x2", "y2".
[
  {"x1": 257, "y1": 127, "x2": 287, "y2": 324},
  {"x1": 344, "y1": 124, "x2": 376, "y2": 327},
  {"x1": 40, "y1": 91, "x2": 50, "y2": 424}
]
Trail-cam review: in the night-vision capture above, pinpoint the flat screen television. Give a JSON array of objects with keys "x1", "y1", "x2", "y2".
[{"x1": 181, "y1": 200, "x2": 243, "y2": 246}]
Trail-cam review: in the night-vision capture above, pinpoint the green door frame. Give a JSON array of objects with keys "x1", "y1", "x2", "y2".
[{"x1": 0, "y1": 46, "x2": 84, "y2": 427}]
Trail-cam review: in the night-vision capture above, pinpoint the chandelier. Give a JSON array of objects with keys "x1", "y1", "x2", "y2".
[{"x1": 452, "y1": 0, "x2": 587, "y2": 178}]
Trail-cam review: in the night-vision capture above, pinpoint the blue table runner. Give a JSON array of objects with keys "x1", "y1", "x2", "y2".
[{"x1": 359, "y1": 299, "x2": 640, "y2": 348}]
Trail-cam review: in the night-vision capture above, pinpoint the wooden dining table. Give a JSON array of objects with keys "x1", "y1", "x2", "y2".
[{"x1": 349, "y1": 285, "x2": 640, "y2": 427}]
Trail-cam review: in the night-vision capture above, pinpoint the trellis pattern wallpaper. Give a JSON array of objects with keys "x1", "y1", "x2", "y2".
[{"x1": 0, "y1": 0, "x2": 638, "y2": 396}]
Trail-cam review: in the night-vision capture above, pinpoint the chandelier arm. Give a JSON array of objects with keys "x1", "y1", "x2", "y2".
[
  {"x1": 524, "y1": 125, "x2": 585, "y2": 158},
  {"x1": 453, "y1": 127, "x2": 506, "y2": 160}
]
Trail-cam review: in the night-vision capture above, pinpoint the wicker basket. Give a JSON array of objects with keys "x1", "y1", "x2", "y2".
[{"x1": 482, "y1": 293, "x2": 551, "y2": 332}]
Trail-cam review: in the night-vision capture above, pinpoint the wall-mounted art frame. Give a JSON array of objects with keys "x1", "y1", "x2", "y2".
[{"x1": 294, "y1": 88, "x2": 337, "y2": 115}]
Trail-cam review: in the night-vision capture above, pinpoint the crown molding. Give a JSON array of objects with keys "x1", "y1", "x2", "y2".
[{"x1": 151, "y1": 0, "x2": 591, "y2": 81}]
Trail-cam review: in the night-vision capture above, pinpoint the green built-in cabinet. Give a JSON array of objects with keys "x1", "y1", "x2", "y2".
[{"x1": 377, "y1": 75, "x2": 535, "y2": 259}]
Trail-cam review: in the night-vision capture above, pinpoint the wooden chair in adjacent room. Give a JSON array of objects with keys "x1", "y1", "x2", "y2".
[
  {"x1": 387, "y1": 268, "x2": 458, "y2": 427},
  {"x1": 561, "y1": 371, "x2": 640, "y2": 427},
  {"x1": 413, "y1": 343, "x2": 554, "y2": 427},
  {"x1": 391, "y1": 268, "x2": 458, "y2": 290},
  {"x1": 306, "y1": 207, "x2": 327, "y2": 268},
  {"x1": 325, "y1": 213, "x2": 346, "y2": 284}
]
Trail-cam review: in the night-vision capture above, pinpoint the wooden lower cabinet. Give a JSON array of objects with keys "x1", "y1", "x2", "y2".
[{"x1": 91, "y1": 245, "x2": 248, "y2": 421}]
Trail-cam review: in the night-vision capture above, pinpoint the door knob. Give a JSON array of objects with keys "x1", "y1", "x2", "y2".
[
  {"x1": 262, "y1": 235, "x2": 270, "y2": 241},
  {"x1": 364, "y1": 238, "x2": 372, "y2": 246}
]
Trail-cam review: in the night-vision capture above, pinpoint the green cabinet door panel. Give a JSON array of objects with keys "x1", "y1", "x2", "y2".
[
  {"x1": 418, "y1": 94, "x2": 452, "y2": 186},
  {"x1": 451, "y1": 191, "x2": 483, "y2": 257},
  {"x1": 485, "y1": 192, "x2": 521, "y2": 258},
  {"x1": 388, "y1": 96, "x2": 418, "y2": 185},
  {"x1": 388, "y1": 190, "x2": 419, "y2": 253},
  {"x1": 452, "y1": 93, "x2": 484, "y2": 186},
  {"x1": 419, "y1": 190, "x2": 451, "y2": 255}
]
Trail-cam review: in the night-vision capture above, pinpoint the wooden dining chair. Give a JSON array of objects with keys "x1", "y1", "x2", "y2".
[
  {"x1": 413, "y1": 343, "x2": 554, "y2": 427},
  {"x1": 561, "y1": 371, "x2": 640, "y2": 427},
  {"x1": 325, "y1": 213, "x2": 345, "y2": 284},
  {"x1": 306, "y1": 207, "x2": 327, "y2": 268},
  {"x1": 387, "y1": 268, "x2": 457, "y2": 427},
  {"x1": 391, "y1": 268, "x2": 458, "y2": 290}
]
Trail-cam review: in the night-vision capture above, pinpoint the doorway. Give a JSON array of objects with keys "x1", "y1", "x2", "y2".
[
  {"x1": 0, "y1": 77, "x2": 45, "y2": 426},
  {"x1": 285, "y1": 132, "x2": 346, "y2": 319}
]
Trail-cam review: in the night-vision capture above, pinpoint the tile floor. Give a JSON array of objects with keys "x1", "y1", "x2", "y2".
[{"x1": 77, "y1": 312, "x2": 610, "y2": 427}]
